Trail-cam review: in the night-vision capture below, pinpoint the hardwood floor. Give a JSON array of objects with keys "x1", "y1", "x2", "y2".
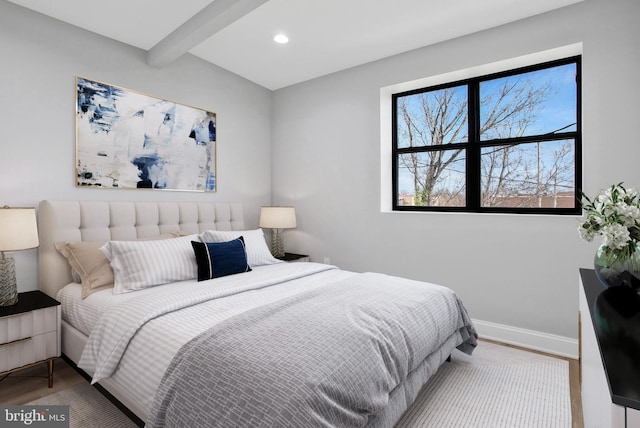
[
  {"x1": 568, "y1": 356, "x2": 584, "y2": 428},
  {"x1": 0, "y1": 341, "x2": 584, "y2": 427},
  {"x1": 0, "y1": 358, "x2": 85, "y2": 405}
]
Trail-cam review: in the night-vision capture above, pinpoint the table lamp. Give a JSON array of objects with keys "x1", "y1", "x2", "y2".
[
  {"x1": 259, "y1": 206, "x2": 296, "y2": 258},
  {"x1": 0, "y1": 206, "x2": 39, "y2": 306}
]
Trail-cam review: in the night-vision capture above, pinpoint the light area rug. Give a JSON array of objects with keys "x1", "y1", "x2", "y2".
[
  {"x1": 396, "y1": 341, "x2": 571, "y2": 427},
  {"x1": 27, "y1": 341, "x2": 571, "y2": 428},
  {"x1": 27, "y1": 382, "x2": 137, "y2": 428}
]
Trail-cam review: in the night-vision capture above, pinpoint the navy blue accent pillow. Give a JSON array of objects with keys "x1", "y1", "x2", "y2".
[{"x1": 191, "y1": 237, "x2": 251, "y2": 281}]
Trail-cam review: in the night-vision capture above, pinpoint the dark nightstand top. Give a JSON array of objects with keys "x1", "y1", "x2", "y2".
[
  {"x1": 0, "y1": 290, "x2": 60, "y2": 318},
  {"x1": 277, "y1": 253, "x2": 309, "y2": 262},
  {"x1": 580, "y1": 268, "x2": 640, "y2": 411}
]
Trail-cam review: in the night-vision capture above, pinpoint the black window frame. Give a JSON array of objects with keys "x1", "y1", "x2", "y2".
[{"x1": 391, "y1": 56, "x2": 582, "y2": 215}]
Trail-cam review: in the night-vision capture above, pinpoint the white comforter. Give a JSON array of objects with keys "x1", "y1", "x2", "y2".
[
  {"x1": 78, "y1": 263, "x2": 356, "y2": 418},
  {"x1": 76, "y1": 262, "x2": 476, "y2": 423}
]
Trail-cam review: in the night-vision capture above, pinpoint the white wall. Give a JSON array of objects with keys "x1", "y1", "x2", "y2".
[
  {"x1": 3, "y1": 0, "x2": 638, "y2": 356},
  {"x1": 272, "y1": 0, "x2": 640, "y2": 353},
  {"x1": 0, "y1": 1, "x2": 273, "y2": 292}
]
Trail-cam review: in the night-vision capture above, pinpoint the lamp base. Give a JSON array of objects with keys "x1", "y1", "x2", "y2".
[
  {"x1": 271, "y1": 228, "x2": 285, "y2": 258},
  {"x1": 0, "y1": 254, "x2": 18, "y2": 306}
]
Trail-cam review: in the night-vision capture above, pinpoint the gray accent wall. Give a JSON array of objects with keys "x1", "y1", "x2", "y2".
[{"x1": 271, "y1": 0, "x2": 640, "y2": 344}]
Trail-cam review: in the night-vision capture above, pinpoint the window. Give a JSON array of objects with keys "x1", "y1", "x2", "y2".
[{"x1": 392, "y1": 56, "x2": 581, "y2": 214}]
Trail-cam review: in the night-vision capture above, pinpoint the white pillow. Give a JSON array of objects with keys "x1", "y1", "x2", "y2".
[
  {"x1": 199, "y1": 229, "x2": 281, "y2": 267},
  {"x1": 100, "y1": 234, "x2": 199, "y2": 294}
]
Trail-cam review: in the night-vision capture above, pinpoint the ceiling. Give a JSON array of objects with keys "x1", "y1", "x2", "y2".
[{"x1": 8, "y1": 0, "x2": 582, "y2": 90}]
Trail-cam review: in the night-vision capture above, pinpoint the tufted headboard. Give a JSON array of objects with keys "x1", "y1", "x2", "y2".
[{"x1": 38, "y1": 200, "x2": 245, "y2": 299}]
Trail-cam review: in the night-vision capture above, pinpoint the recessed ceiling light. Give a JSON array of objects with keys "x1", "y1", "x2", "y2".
[{"x1": 274, "y1": 34, "x2": 289, "y2": 44}]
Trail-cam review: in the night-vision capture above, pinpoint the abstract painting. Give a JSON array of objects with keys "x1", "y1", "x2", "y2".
[{"x1": 76, "y1": 77, "x2": 216, "y2": 191}]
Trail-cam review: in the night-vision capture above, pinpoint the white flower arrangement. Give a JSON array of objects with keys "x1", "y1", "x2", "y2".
[{"x1": 579, "y1": 183, "x2": 640, "y2": 266}]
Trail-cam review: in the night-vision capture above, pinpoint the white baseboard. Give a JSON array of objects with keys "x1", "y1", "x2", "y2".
[{"x1": 472, "y1": 318, "x2": 578, "y2": 359}]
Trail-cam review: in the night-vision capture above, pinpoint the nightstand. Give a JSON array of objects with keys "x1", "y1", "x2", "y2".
[
  {"x1": 277, "y1": 252, "x2": 310, "y2": 263},
  {"x1": 0, "y1": 290, "x2": 61, "y2": 388}
]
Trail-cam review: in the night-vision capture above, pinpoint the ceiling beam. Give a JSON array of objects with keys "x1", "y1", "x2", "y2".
[{"x1": 147, "y1": 0, "x2": 269, "y2": 67}]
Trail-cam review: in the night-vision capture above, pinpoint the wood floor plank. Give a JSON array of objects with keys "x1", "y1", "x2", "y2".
[{"x1": 0, "y1": 358, "x2": 85, "y2": 405}]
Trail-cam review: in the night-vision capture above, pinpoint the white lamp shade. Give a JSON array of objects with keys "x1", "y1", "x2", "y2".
[
  {"x1": 0, "y1": 207, "x2": 39, "y2": 251},
  {"x1": 259, "y1": 206, "x2": 297, "y2": 229}
]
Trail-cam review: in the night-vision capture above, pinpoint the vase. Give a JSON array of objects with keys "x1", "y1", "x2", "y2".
[{"x1": 594, "y1": 244, "x2": 640, "y2": 289}]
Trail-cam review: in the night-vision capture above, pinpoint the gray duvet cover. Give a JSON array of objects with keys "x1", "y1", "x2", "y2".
[{"x1": 146, "y1": 271, "x2": 477, "y2": 428}]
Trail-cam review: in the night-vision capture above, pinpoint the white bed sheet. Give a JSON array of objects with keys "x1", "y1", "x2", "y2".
[{"x1": 56, "y1": 278, "x2": 200, "y2": 336}]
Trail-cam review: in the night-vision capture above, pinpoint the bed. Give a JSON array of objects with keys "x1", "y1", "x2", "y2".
[{"x1": 38, "y1": 200, "x2": 477, "y2": 427}]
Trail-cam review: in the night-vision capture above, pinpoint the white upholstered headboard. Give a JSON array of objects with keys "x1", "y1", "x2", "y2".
[{"x1": 38, "y1": 200, "x2": 245, "y2": 299}]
